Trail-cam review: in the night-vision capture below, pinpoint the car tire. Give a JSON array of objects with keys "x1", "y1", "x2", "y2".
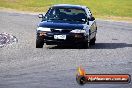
[
  {"x1": 36, "y1": 37, "x2": 44, "y2": 48},
  {"x1": 90, "y1": 37, "x2": 96, "y2": 45},
  {"x1": 83, "y1": 41, "x2": 90, "y2": 49}
]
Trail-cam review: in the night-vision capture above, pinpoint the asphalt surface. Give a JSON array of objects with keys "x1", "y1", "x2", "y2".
[{"x1": 0, "y1": 11, "x2": 132, "y2": 88}]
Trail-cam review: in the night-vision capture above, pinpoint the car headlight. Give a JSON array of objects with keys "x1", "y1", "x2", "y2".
[
  {"x1": 37, "y1": 27, "x2": 51, "y2": 32},
  {"x1": 37, "y1": 27, "x2": 51, "y2": 36},
  {"x1": 70, "y1": 29, "x2": 86, "y2": 33}
]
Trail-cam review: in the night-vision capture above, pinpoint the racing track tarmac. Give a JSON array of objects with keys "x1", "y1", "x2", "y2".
[{"x1": 0, "y1": 12, "x2": 132, "y2": 88}]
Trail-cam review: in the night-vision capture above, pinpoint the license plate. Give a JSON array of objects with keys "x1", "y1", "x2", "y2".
[{"x1": 54, "y1": 35, "x2": 66, "y2": 40}]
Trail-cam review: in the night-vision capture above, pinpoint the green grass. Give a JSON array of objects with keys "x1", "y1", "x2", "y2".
[{"x1": 0, "y1": 0, "x2": 132, "y2": 18}]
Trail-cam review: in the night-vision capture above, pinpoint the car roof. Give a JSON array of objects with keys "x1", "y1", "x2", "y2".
[{"x1": 52, "y1": 4, "x2": 87, "y2": 9}]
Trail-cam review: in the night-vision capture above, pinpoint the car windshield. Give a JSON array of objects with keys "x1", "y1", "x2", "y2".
[{"x1": 43, "y1": 7, "x2": 87, "y2": 23}]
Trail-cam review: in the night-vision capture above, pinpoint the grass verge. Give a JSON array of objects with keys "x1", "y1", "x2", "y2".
[{"x1": 0, "y1": 0, "x2": 132, "y2": 21}]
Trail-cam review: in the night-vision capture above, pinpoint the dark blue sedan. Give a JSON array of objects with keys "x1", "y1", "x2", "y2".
[{"x1": 36, "y1": 4, "x2": 97, "y2": 48}]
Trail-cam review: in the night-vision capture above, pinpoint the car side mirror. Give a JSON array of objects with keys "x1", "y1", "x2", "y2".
[
  {"x1": 38, "y1": 14, "x2": 43, "y2": 18},
  {"x1": 88, "y1": 17, "x2": 95, "y2": 21}
]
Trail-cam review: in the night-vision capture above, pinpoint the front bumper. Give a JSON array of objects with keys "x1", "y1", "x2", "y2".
[{"x1": 44, "y1": 32, "x2": 88, "y2": 45}]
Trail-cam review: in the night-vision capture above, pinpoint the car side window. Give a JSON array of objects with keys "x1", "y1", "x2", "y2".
[{"x1": 86, "y1": 7, "x2": 93, "y2": 18}]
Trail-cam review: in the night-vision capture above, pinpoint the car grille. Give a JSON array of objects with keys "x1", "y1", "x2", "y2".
[{"x1": 51, "y1": 29, "x2": 72, "y2": 33}]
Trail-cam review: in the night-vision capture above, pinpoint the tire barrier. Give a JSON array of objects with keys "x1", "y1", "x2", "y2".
[{"x1": 0, "y1": 33, "x2": 18, "y2": 48}]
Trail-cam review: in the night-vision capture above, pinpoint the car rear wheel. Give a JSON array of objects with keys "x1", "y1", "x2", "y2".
[
  {"x1": 36, "y1": 37, "x2": 44, "y2": 48},
  {"x1": 90, "y1": 37, "x2": 96, "y2": 45}
]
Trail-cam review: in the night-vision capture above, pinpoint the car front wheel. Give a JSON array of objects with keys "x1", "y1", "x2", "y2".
[
  {"x1": 83, "y1": 41, "x2": 90, "y2": 49},
  {"x1": 36, "y1": 37, "x2": 44, "y2": 48}
]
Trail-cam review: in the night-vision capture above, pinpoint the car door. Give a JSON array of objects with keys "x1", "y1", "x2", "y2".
[
  {"x1": 85, "y1": 7, "x2": 97, "y2": 39},
  {"x1": 89, "y1": 21, "x2": 97, "y2": 39}
]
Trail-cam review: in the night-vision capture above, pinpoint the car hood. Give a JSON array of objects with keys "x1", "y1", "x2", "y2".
[{"x1": 38, "y1": 21, "x2": 87, "y2": 29}]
